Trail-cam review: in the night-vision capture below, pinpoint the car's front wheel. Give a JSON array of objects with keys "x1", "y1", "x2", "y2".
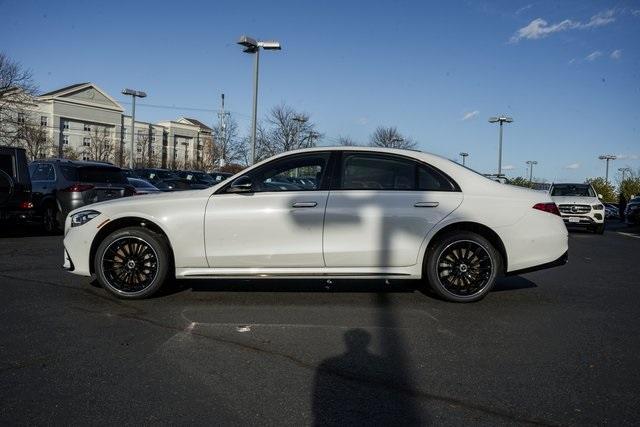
[
  {"x1": 94, "y1": 227, "x2": 169, "y2": 299},
  {"x1": 424, "y1": 231, "x2": 502, "y2": 303},
  {"x1": 593, "y1": 223, "x2": 605, "y2": 234}
]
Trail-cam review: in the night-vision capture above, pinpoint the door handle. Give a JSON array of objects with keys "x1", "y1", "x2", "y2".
[
  {"x1": 292, "y1": 202, "x2": 317, "y2": 208},
  {"x1": 414, "y1": 202, "x2": 439, "y2": 208}
]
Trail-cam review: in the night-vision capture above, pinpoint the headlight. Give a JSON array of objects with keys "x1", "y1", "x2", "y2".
[
  {"x1": 592, "y1": 204, "x2": 603, "y2": 210},
  {"x1": 70, "y1": 210, "x2": 101, "y2": 227}
]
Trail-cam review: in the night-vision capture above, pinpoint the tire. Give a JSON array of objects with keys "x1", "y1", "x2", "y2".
[
  {"x1": 94, "y1": 227, "x2": 169, "y2": 299},
  {"x1": 593, "y1": 223, "x2": 605, "y2": 234},
  {"x1": 424, "y1": 231, "x2": 502, "y2": 303},
  {"x1": 43, "y1": 203, "x2": 61, "y2": 234}
]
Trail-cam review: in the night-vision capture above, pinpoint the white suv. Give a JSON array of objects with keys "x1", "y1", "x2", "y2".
[{"x1": 549, "y1": 183, "x2": 605, "y2": 234}]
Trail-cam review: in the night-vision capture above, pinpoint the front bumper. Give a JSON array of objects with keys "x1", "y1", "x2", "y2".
[{"x1": 560, "y1": 214, "x2": 602, "y2": 226}]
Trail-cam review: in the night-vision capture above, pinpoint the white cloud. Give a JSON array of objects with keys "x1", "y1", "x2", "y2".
[
  {"x1": 461, "y1": 110, "x2": 479, "y2": 121},
  {"x1": 610, "y1": 49, "x2": 622, "y2": 59},
  {"x1": 565, "y1": 162, "x2": 580, "y2": 169},
  {"x1": 616, "y1": 154, "x2": 639, "y2": 160},
  {"x1": 501, "y1": 165, "x2": 515, "y2": 171},
  {"x1": 515, "y1": 4, "x2": 533, "y2": 15},
  {"x1": 568, "y1": 58, "x2": 577, "y2": 64},
  {"x1": 510, "y1": 10, "x2": 616, "y2": 43},
  {"x1": 585, "y1": 50, "x2": 602, "y2": 61},
  {"x1": 632, "y1": 9, "x2": 640, "y2": 17},
  {"x1": 582, "y1": 10, "x2": 616, "y2": 28}
]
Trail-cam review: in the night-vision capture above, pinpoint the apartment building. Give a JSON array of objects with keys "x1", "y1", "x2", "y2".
[{"x1": 3, "y1": 82, "x2": 214, "y2": 170}]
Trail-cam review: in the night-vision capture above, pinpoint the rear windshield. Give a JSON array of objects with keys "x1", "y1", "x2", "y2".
[
  {"x1": 129, "y1": 178, "x2": 155, "y2": 189},
  {"x1": 77, "y1": 167, "x2": 127, "y2": 184},
  {"x1": 0, "y1": 154, "x2": 14, "y2": 177},
  {"x1": 551, "y1": 184, "x2": 595, "y2": 197}
]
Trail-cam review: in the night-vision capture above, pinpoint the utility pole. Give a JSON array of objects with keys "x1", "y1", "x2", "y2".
[
  {"x1": 526, "y1": 160, "x2": 538, "y2": 184},
  {"x1": 459, "y1": 152, "x2": 469, "y2": 166},
  {"x1": 598, "y1": 154, "x2": 617, "y2": 184}
]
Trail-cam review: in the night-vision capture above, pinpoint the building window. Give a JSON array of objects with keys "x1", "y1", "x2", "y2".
[
  {"x1": 83, "y1": 137, "x2": 91, "y2": 147},
  {"x1": 62, "y1": 120, "x2": 69, "y2": 130},
  {"x1": 122, "y1": 128, "x2": 127, "y2": 138},
  {"x1": 151, "y1": 134, "x2": 156, "y2": 142},
  {"x1": 82, "y1": 154, "x2": 90, "y2": 161},
  {"x1": 84, "y1": 123, "x2": 91, "y2": 132},
  {"x1": 104, "y1": 129, "x2": 110, "y2": 138},
  {"x1": 17, "y1": 113, "x2": 25, "y2": 124},
  {"x1": 40, "y1": 116, "x2": 48, "y2": 127},
  {"x1": 63, "y1": 135, "x2": 69, "y2": 145}
]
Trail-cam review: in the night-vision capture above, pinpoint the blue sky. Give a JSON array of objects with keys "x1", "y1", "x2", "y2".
[{"x1": 2, "y1": 0, "x2": 638, "y2": 181}]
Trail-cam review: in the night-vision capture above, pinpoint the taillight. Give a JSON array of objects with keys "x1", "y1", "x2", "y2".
[
  {"x1": 62, "y1": 184, "x2": 95, "y2": 192},
  {"x1": 19, "y1": 201, "x2": 34, "y2": 209},
  {"x1": 533, "y1": 202, "x2": 561, "y2": 216}
]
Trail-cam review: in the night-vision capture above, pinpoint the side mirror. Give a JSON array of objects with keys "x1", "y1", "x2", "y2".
[
  {"x1": 598, "y1": 193, "x2": 603, "y2": 199},
  {"x1": 228, "y1": 175, "x2": 253, "y2": 193}
]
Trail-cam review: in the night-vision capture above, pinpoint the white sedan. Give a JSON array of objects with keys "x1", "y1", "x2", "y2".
[{"x1": 63, "y1": 147, "x2": 568, "y2": 302}]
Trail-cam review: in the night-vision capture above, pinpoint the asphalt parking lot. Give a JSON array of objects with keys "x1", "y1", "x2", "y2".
[{"x1": 1, "y1": 222, "x2": 639, "y2": 425}]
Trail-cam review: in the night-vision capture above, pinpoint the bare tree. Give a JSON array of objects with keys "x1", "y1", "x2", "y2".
[
  {"x1": 212, "y1": 116, "x2": 246, "y2": 167},
  {"x1": 0, "y1": 53, "x2": 38, "y2": 146},
  {"x1": 18, "y1": 118, "x2": 52, "y2": 160},
  {"x1": 134, "y1": 131, "x2": 160, "y2": 168},
  {"x1": 63, "y1": 145, "x2": 80, "y2": 161},
  {"x1": 337, "y1": 135, "x2": 359, "y2": 146},
  {"x1": 255, "y1": 104, "x2": 320, "y2": 161},
  {"x1": 369, "y1": 126, "x2": 416, "y2": 150},
  {"x1": 85, "y1": 127, "x2": 115, "y2": 163}
]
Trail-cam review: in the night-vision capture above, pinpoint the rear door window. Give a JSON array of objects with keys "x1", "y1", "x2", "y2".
[
  {"x1": 0, "y1": 154, "x2": 14, "y2": 177},
  {"x1": 30, "y1": 163, "x2": 55, "y2": 181}
]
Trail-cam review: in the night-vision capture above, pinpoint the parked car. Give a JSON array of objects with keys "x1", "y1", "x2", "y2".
[
  {"x1": 625, "y1": 197, "x2": 640, "y2": 225},
  {"x1": 63, "y1": 147, "x2": 568, "y2": 302},
  {"x1": 127, "y1": 177, "x2": 161, "y2": 195},
  {"x1": 0, "y1": 146, "x2": 33, "y2": 223},
  {"x1": 549, "y1": 183, "x2": 605, "y2": 234},
  {"x1": 176, "y1": 170, "x2": 217, "y2": 186},
  {"x1": 208, "y1": 171, "x2": 232, "y2": 183},
  {"x1": 134, "y1": 168, "x2": 204, "y2": 191},
  {"x1": 29, "y1": 159, "x2": 134, "y2": 232},
  {"x1": 604, "y1": 203, "x2": 619, "y2": 220}
]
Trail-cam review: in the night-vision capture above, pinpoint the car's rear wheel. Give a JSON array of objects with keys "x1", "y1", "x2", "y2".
[
  {"x1": 424, "y1": 231, "x2": 502, "y2": 303},
  {"x1": 94, "y1": 227, "x2": 169, "y2": 299},
  {"x1": 43, "y1": 203, "x2": 61, "y2": 234}
]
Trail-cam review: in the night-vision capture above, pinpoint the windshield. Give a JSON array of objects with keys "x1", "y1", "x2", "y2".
[{"x1": 551, "y1": 184, "x2": 595, "y2": 197}]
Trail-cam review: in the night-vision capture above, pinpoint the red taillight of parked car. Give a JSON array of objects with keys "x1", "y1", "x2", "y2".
[
  {"x1": 62, "y1": 184, "x2": 95, "y2": 192},
  {"x1": 19, "y1": 200, "x2": 34, "y2": 209},
  {"x1": 533, "y1": 202, "x2": 561, "y2": 216}
]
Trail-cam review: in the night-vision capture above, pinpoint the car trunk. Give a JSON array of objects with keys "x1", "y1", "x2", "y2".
[{"x1": 74, "y1": 166, "x2": 134, "y2": 203}]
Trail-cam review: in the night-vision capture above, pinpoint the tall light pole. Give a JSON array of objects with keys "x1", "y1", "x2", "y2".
[
  {"x1": 293, "y1": 115, "x2": 308, "y2": 147},
  {"x1": 122, "y1": 88, "x2": 147, "y2": 169},
  {"x1": 488, "y1": 116, "x2": 513, "y2": 175},
  {"x1": 526, "y1": 160, "x2": 538, "y2": 184},
  {"x1": 598, "y1": 154, "x2": 617, "y2": 184},
  {"x1": 237, "y1": 35, "x2": 281, "y2": 165},
  {"x1": 619, "y1": 167, "x2": 631, "y2": 182},
  {"x1": 459, "y1": 152, "x2": 469, "y2": 166}
]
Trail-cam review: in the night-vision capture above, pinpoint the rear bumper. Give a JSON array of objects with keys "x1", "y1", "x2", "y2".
[{"x1": 507, "y1": 250, "x2": 568, "y2": 276}]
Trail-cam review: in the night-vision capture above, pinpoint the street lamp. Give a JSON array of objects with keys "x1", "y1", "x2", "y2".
[
  {"x1": 459, "y1": 152, "x2": 469, "y2": 166},
  {"x1": 618, "y1": 167, "x2": 631, "y2": 182},
  {"x1": 526, "y1": 160, "x2": 538, "y2": 184},
  {"x1": 598, "y1": 154, "x2": 617, "y2": 184},
  {"x1": 488, "y1": 116, "x2": 513, "y2": 175},
  {"x1": 122, "y1": 88, "x2": 147, "y2": 169},
  {"x1": 237, "y1": 35, "x2": 281, "y2": 165}
]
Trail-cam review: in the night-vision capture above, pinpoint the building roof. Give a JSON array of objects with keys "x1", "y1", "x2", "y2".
[
  {"x1": 180, "y1": 117, "x2": 213, "y2": 131},
  {"x1": 39, "y1": 83, "x2": 90, "y2": 97}
]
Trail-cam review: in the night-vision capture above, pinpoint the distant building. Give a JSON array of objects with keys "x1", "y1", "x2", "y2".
[{"x1": 3, "y1": 82, "x2": 215, "y2": 170}]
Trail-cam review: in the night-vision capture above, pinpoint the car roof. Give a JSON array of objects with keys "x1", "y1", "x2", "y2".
[{"x1": 33, "y1": 158, "x2": 118, "y2": 168}]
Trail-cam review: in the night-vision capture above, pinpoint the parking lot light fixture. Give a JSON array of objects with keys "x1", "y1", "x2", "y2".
[
  {"x1": 237, "y1": 35, "x2": 282, "y2": 165},
  {"x1": 598, "y1": 154, "x2": 617, "y2": 184},
  {"x1": 121, "y1": 88, "x2": 147, "y2": 169},
  {"x1": 488, "y1": 116, "x2": 513, "y2": 175},
  {"x1": 526, "y1": 160, "x2": 538, "y2": 184},
  {"x1": 459, "y1": 152, "x2": 469, "y2": 166}
]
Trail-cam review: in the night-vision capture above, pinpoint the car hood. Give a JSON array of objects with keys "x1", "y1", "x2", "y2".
[{"x1": 550, "y1": 196, "x2": 599, "y2": 205}]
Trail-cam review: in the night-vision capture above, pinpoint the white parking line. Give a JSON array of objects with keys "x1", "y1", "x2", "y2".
[{"x1": 617, "y1": 232, "x2": 640, "y2": 239}]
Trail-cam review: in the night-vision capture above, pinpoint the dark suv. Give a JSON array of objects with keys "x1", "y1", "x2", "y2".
[
  {"x1": 0, "y1": 146, "x2": 33, "y2": 223},
  {"x1": 29, "y1": 159, "x2": 134, "y2": 232}
]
